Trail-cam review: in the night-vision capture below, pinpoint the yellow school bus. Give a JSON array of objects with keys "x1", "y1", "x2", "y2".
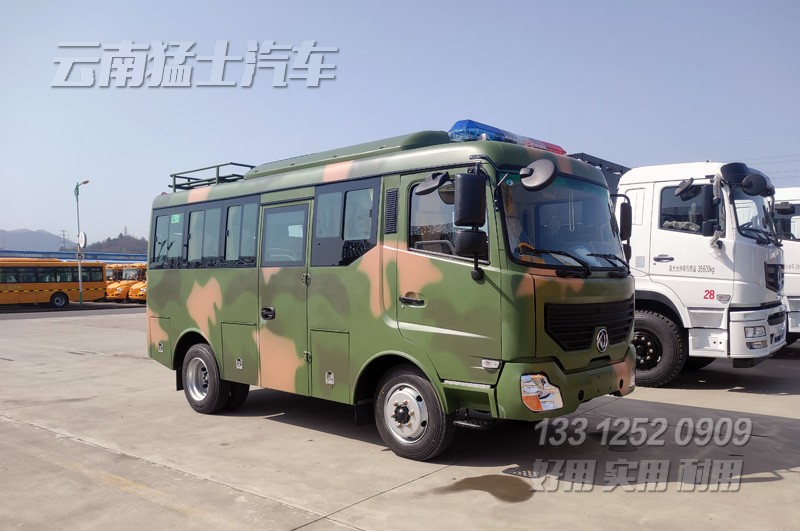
[
  {"x1": 128, "y1": 278, "x2": 147, "y2": 303},
  {"x1": 106, "y1": 263, "x2": 147, "y2": 302},
  {"x1": 0, "y1": 258, "x2": 106, "y2": 308}
]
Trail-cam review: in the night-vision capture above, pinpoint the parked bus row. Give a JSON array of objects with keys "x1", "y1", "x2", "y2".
[
  {"x1": 0, "y1": 259, "x2": 148, "y2": 308},
  {"x1": 147, "y1": 120, "x2": 790, "y2": 460}
]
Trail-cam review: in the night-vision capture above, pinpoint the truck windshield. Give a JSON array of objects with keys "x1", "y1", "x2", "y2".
[
  {"x1": 731, "y1": 189, "x2": 779, "y2": 244},
  {"x1": 500, "y1": 173, "x2": 625, "y2": 271}
]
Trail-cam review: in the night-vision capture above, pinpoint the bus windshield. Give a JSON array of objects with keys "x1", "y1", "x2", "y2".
[{"x1": 501, "y1": 174, "x2": 625, "y2": 271}]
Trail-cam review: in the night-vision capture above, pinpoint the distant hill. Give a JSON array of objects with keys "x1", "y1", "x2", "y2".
[
  {"x1": 0, "y1": 229, "x2": 73, "y2": 251},
  {"x1": 86, "y1": 233, "x2": 147, "y2": 254},
  {"x1": 0, "y1": 228, "x2": 147, "y2": 254}
]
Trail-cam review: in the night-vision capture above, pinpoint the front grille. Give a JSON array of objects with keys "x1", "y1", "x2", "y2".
[
  {"x1": 765, "y1": 263, "x2": 784, "y2": 293},
  {"x1": 545, "y1": 298, "x2": 634, "y2": 351}
]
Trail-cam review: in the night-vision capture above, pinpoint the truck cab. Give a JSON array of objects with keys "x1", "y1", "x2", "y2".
[
  {"x1": 571, "y1": 154, "x2": 787, "y2": 386},
  {"x1": 618, "y1": 162, "x2": 785, "y2": 385},
  {"x1": 773, "y1": 186, "x2": 800, "y2": 345}
]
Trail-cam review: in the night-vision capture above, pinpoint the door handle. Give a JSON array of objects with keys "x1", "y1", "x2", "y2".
[
  {"x1": 653, "y1": 254, "x2": 674, "y2": 263},
  {"x1": 261, "y1": 307, "x2": 276, "y2": 320},
  {"x1": 399, "y1": 296, "x2": 425, "y2": 306}
]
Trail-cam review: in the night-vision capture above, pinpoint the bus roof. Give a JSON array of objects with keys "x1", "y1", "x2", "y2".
[{"x1": 154, "y1": 128, "x2": 609, "y2": 210}]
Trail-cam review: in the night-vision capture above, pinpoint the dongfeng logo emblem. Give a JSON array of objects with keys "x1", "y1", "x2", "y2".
[{"x1": 596, "y1": 328, "x2": 609, "y2": 353}]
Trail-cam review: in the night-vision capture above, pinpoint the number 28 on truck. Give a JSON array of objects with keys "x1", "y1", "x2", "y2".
[{"x1": 147, "y1": 120, "x2": 636, "y2": 460}]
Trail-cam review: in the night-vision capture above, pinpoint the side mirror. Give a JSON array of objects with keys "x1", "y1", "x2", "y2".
[
  {"x1": 415, "y1": 171, "x2": 450, "y2": 196},
  {"x1": 741, "y1": 173, "x2": 767, "y2": 196},
  {"x1": 456, "y1": 229, "x2": 488, "y2": 281},
  {"x1": 619, "y1": 202, "x2": 632, "y2": 241},
  {"x1": 675, "y1": 178, "x2": 701, "y2": 201},
  {"x1": 622, "y1": 243, "x2": 631, "y2": 262},
  {"x1": 519, "y1": 159, "x2": 557, "y2": 191},
  {"x1": 455, "y1": 229, "x2": 488, "y2": 257},
  {"x1": 454, "y1": 172, "x2": 486, "y2": 226},
  {"x1": 702, "y1": 220, "x2": 718, "y2": 237}
]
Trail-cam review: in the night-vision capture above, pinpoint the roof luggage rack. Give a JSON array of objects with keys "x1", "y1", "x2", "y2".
[{"x1": 170, "y1": 162, "x2": 255, "y2": 191}]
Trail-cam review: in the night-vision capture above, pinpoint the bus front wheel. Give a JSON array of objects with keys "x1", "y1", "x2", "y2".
[
  {"x1": 50, "y1": 292, "x2": 69, "y2": 309},
  {"x1": 182, "y1": 344, "x2": 230, "y2": 414},
  {"x1": 374, "y1": 365, "x2": 454, "y2": 461}
]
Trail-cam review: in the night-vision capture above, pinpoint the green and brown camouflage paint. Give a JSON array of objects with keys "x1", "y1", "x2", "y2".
[{"x1": 147, "y1": 131, "x2": 635, "y2": 422}]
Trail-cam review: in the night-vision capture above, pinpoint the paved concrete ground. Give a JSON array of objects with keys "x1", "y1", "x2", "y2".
[{"x1": 1, "y1": 309, "x2": 798, "y2": 530}]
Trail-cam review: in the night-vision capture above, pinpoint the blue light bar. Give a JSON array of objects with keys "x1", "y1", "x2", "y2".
[{"x1": 448, "y1": 119, "x2": 566, "y2": 155}]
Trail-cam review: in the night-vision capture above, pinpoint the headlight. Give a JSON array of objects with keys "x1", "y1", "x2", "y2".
[
  {"x1": 744, "y1": 326, "x2": 766, "y2": 338},
  {"x1": 521, "y1": 374, "x2": 564, "y2": 412},
  {"x1": 140, "y1": 288, "x2": 147, "y2": 293},
  {"x1": 116, "y1": 287, "x2": 124, "y2": 292}
]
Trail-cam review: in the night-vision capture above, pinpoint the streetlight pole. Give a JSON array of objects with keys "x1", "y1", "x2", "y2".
[{"x1": 74, "y1": 179, "x2": 90, "y2": 304}]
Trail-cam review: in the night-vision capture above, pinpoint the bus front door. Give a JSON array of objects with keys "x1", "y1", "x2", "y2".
[{"x1": 258, "y1": 202, "x2": 311, "y2": 396}]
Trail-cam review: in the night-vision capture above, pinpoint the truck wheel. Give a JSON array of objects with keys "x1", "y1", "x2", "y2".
[
  {"x1": 225, "y1": 382, "x2": 250, "y2": 411},
  {"x1": 374, "y1": 365, "x2": 454, "y2": 461},
  {"x1": 682, "y1": 357, "x2": 715, "y2": 371},
  {"x1": 182, "y1": 344, "x2": 230, "y2": 414},
  {"x1": 50, "y1": 292, "x2": 69, "y2": 309},
  {"x1": 632, "y1": 310, "x2": 686, "y2": 387},
  {"x1": 786, "y1": 333, "x2": 798, "y2": 347}
]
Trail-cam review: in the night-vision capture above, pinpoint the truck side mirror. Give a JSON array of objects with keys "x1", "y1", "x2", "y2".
[
  {"x1": 741, "y1": 173, "x2": 767, "y2": 196},
  {"x1": 619, "y1": 202, "x2": 632, "y2": 241},
  {"x1": 454, "y1": 172, "x2": 486, "y2": 226},
  {"x1": 622, "y1": 243, "x2": 632, "y2": 261},
  {"x1": 775, "y1": 202, "x2": 796, "y2": 215},
  {"x1": 702, "y1": 220, "x2": 718, "y2": 237}
]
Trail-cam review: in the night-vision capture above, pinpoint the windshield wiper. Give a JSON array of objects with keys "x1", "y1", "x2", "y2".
[
  {"x1": 739, "y1": 226, "x2": 770, "y2": 245},
  {"x1": 588, "y1": 253, "x2": 630, "y2": 275},
  {"x1": 517, "y1": 248, "x2": 592, "y2": 278}
]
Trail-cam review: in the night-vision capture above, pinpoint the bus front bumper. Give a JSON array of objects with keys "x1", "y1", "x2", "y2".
[{"x1": 442, "y1": 347, "x2": 636, "y2": 422}]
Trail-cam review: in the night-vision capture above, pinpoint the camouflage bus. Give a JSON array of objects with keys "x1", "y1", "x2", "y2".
[{"x1": 147, "y1": 120, "x2": 636, "y2": 460}]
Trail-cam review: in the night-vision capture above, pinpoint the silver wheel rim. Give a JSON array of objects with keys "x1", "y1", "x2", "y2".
[
  {"x1": 185, "y1": 357, "x2": 209, "y2": 402},
  {"x1": 384, "y1": 382, "x2": 429, "y2": 444}
]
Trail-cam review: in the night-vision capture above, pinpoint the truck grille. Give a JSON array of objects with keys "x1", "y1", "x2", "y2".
[
  {"x1": 765, "y1": 263, "x2": 784, "y2": 293},
  {"x1": 545, "y1": 298, "x2": 634, "y2": 351}
]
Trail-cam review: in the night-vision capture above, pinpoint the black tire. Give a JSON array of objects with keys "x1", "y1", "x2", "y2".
[
  {"x1": 682, "y1": 357, "x2": 716, "y2": 371},
  {"x1": 786, "y1": 333, "x2": 799, "y2": 347},
  {"x1": 374, "y1": 365, "x2": 454, "y2": 461},
  {"x1": 225, "y1": 382, "x2": 250, "y2": 411},
  {"x1": 182, "y1": 344, "x2": 230, "y2": 414},
  {"x1": 50, "y1": 292, "x2": 69, "y2": 309},
  {"x1": 632, "y1": 310, "x2": 687, "y2": 387}
]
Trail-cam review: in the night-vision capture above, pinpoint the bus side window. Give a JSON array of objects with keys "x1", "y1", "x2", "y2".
[
  {"x1": 225, "y1": 202, "x2": 258, "y2": 265},
  {"x1": 311, "y1": 179, "x2": 379, "y2": 266},
  {"x1": 152, "y1": 211, "x2": 184, "y2": 268},
  {"x1": 18, "y1": 268, "x2": 36, "y2": 283},
  {"x1": 1, "y1": 268, "x2": 18, "y2": 283},
  {"x1": 261, "y1": 205, "x2": 308, "y2": 267}
]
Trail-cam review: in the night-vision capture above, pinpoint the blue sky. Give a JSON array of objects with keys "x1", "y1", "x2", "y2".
[{"x1": 1, "y1": 0, "x2": 799, "y2": 243}]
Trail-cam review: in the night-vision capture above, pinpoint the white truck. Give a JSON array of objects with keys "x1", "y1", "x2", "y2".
[
  {"x1": 571, "y1": 154, "x2": 787, "y2": 386},
  {"x1": 773, "y1": 187, "x2": 800, "y2": 346}
]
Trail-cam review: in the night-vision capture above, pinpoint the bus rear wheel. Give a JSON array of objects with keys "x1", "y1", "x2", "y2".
[
  {"x1": 225, "y1": 382, "x2": 250, "y2": 411},
  {"x1": 50, "y1": 292, "x2": 69, "y2": 309},
  {"x1": 182, "y1": 344, "x2": 230, "y2": 414},
  {"x1": 374, "y1": 365, "x2": 454, "y2": 461}
]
